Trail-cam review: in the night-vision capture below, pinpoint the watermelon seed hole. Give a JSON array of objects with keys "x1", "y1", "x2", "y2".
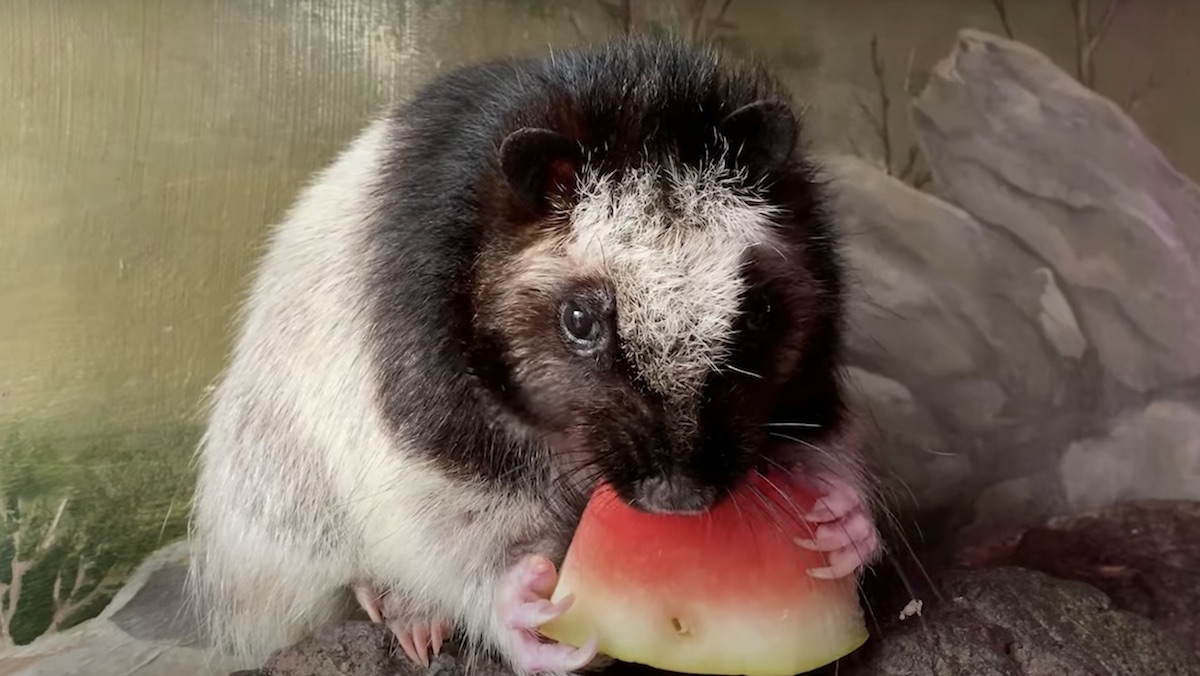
[{"x1": 670, "y1": 617, "x2": 690, "y2": 636}]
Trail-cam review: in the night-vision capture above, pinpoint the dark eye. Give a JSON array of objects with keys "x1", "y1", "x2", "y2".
[
  {"x1": 559, "y1": 295, "x2": 606, "y2": 352},
  {"x1": 745, "y1": 301, "x2": 771, "y2": 333},
  {"x1": 561, "y1": 300, "x2": 598, "y2": 341}
]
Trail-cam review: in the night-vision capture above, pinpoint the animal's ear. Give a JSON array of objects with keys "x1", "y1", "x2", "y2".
[
  {"x1": 499, "y1": 127, "x2": 583, "y2": 214},
  {"x1": 718, "y1": 99, "x2": 797, "y2": 175}
]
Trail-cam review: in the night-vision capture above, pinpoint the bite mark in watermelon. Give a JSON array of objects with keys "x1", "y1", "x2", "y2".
[{"x1": 539, "y1": 470, "x2": 869, "y2": 675}]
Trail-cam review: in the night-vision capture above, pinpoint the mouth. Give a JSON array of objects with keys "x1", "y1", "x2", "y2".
[{"x1": 627, "y1": 475, "x2": 719, "y2": 515}]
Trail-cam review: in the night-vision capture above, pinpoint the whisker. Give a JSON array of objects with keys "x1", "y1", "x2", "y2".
[
  {"x1": 767, "y1": 432, "x2": 841, "y2": 466},
  {"x1": 724, "y1": 365, "x2": 763, "y2": 379}
]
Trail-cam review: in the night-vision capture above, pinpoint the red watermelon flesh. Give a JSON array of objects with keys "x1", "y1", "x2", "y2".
[{"x1": 538, "y1": 469, "x2": 869, "y2": 676}]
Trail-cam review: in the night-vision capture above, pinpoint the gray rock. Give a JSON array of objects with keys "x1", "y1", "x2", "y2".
[
  {"x1": 968, "y1": 475, "x2": 1056, "y2": 534},
  {"x1": 1000, "y1": 500, "x2": 1200, "y2": 656},
  {"x1": 1060, "y1": 399, "x2": 1200, "y2": 512},
  {"x1": 236, "y1": 621, "x2": 513, "y2": 676},
  {"x1": 235, "y1": 567, "x2": 1200, "y2": 676},
  {"x1": 841, "y1": 366, "x2": 971, "y2": 510},
  {"x1": 911, "y1": 28, "x2": 1200, "y2": 393},
  {"x1": 0, "y1": 541, "x2": 241, "y2": 676},
  {"x1": 832, "y1": 567, "x2": 1200, "y2": 676},
  {"x1": 826, "y1": 155, "x2": 1088, "y2": 514}
]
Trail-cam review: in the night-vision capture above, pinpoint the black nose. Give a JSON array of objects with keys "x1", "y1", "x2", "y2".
[{"x1": 632, "y1": 475, "x2": 718, "y2": 514}]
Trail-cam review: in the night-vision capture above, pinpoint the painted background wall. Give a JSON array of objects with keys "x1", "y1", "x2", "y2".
[{"x1": 2, "y1": 0, "x2": 1196, "y2": 649}]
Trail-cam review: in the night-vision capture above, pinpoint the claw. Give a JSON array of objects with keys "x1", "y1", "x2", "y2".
[
  {"x1": 352, "y1": 581, "x2": 385, "y2": 624},
  {"x1": 431, "y1": 620, "x2": 445, "y2": 657},
  {"x1": 352, "y1": 581, "x2": 452, "y2": 667},
  {"x1": 792, "y1": 472, "x2": 882, "y2": 580},
  {"x1": 395, "y1": 623, "x2": 420, "y2": 664}
]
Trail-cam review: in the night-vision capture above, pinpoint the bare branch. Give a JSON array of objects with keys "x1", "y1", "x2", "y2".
[
  {"x1": 1072, "y1": 0, "x2": 1124, "y2": 89},
  {"x1": 849, "y1": 34, "x2": 933, "y2": 190},
  {"x1": 48, "y1": 565, "x2": 121, "y2": 633},
  {"x1": 686, "y1": 0, "x2": 707, "y2": 41},
  {"x1": 710, "y1": 0, "x2": 735, "y2": 35},
  {"x1": 37, "y1": 497, "x2": 69, "y2": 552},
  {"x1": 1075, "y1": 0, "x2": 1094, "y2": 85},
  {"x1": 899, "y1": 146, "x2": 920, "y2": 182},
  {"x1": 619, "y1": 0, "x2": 649, "y2": 36},
  {"x1": 911, "y1": 169, "x2": 933, "y2": 190},
  {"x1": 902, "y1": 48, "x2": 918, "y2": 97},
  {"x1": 1124, "y1": 73, "x2": 1160, "y2": 115},
  {"x1": 866, "y1": 35, "x2": 894, "y2": 173},
  {"x1": 989, "y1": 0, "x2": 1015, "y2": 38},
  {"x1": 568, "y1": 11, "x2": 588, "y2": 41}
]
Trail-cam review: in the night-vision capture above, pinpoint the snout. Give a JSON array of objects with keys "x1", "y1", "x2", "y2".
[{"x1": 631, "y1": 475, "x2": 718, "y2": 514}]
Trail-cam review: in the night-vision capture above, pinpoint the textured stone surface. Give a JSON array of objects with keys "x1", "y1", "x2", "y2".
[
  {"x1": 956, "y1": 499, "x2": 1200, "y2": 657},
  {"x1": 827, "y1": 154, "x2": 1091, "y2": 517},
  {"x1": 830, "y1": 567, "x2": 1200, "y2": 676},
  {"x1": 234, "y1": 565, "x2": 1200, "y2": 676},
  {"x1": 1059, "y1": 400, "x2": 1200, "y2": 511},
  {"x1": 829, "y1": 28, "x2": 1200, "y2": 535},
  {"x1": 234, "y1": 621, "x2": 513, "y2": 676},
  {"x1": 911, "y1": 28, "x2": 1200, "y2": 393}
]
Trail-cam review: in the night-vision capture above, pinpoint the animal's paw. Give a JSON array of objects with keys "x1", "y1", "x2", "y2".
[
  {"x1": 352, "y1": 581, "x2": 452, "y2": 667},
  {"x1": 496, "y1": 554, "x2": 598, "y2": 674},
  {"x1": 791, "y1": 471, "x2": 881, "y2": 579}
]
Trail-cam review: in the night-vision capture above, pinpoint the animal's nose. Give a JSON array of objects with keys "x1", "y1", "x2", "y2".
[{"x1": 632, "y1": 475, "x2": 717, "y2": 514}]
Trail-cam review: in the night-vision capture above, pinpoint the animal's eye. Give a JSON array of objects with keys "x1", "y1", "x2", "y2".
[
  {"x1": 745, "y1": 304, "x2": 770, "y2": 332},
  {"x1": 559, "y1": 291, "x2": 614, "y2": 357},
  {"x1": 561, "y1": 299, "x2": 599, "y2": 343}
]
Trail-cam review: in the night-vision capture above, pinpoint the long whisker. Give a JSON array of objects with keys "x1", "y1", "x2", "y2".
[
  {"x1": 724, "y1": 365, "x2": 763, "y2": 379},
  {"x1": 768, "y1": 432, "x2": 842, "y2": 466}
]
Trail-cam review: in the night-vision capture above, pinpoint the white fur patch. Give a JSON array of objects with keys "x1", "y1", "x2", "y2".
[
  {"x1": 567, "y1": 161, "x2": 783, "y2": 407},
  {"x1": 187, "y1": 117, "x2": 563, "y2": 674}
]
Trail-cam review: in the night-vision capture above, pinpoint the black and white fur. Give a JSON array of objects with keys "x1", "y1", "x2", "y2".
[{"x1": 187, "y1": 37, "x2": 879, "y2": 676}]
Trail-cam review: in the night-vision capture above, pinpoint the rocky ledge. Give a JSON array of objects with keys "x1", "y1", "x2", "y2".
[{"x1": 235, "y1": 498, "x2": 1200, "y2": 676}]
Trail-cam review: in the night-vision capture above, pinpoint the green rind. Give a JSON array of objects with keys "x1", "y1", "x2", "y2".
[{"x1": 541, "y1": 593, "x2": 870, "y2": 676}]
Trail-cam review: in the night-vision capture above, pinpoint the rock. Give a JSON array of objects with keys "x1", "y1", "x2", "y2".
[
  {"x1": 826, "y1": 155, "x2": 1090, "y2": 515},
  {"x1": 841, "y1": 366, "x2": 971, "y2": 510},
  {"x1": 234, "y1": 566, "x2": 1200, "y2": 676},
  {"x1": 911, "y1": 28, "x2": 1200, "y2": 393},
  {"x1": 828, "y1": 567, "x2": 1200, "y2": 676},
  {"x1": 0, "y1": 541, "x2": 241, "y2": 676},
  {"x1": 968, "y1": 475, "x2": 1054, "y2": 534},
  {"x1": 237, "y1": 621, "x2": 512, "y2": 676},
  {"x1": 1059, "y1": 400, "x2": 1200, "y2": 512},
  {"x1": 957, "y1": 499, "x2": 1200, "y2": 656}
]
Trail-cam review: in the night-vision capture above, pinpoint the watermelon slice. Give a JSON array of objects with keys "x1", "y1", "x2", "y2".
[{"x1": 538, "y1": 470, "x2": 869, "y2": 675}]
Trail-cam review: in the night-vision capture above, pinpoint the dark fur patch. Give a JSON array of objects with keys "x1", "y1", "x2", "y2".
[{"x1": 363, "y1": 37, "x2": 848, "y2": 496}]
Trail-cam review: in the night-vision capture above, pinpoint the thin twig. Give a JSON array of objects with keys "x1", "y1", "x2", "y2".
[
  {"x1": 989, "y1": 0, "x2": 1015, "y2": 38},
  {"x1": 1124, "y1": 73, "x2": 1160, "y2": 115},
  {"x1": 866, "y1": 35, "x2": 893, "y2": 173},
  {"x1": 853, "y1": 35, "x2": 932, "y2": 190},
  {"x1": 568, "y1": 12, "x2": 588, "y2": 40},
  {"x1": 1072, "y1": 0, "x2": 1123, "y2": 88}
]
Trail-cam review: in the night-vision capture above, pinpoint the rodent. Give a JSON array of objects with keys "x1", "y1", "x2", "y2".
[{"x1": 186, "y1": 36, "x2": 882, "y2": 676}]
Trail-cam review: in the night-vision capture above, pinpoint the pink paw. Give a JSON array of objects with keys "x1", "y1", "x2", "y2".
[
  {"x1": 792, "y1": 472, "x2": 881, "y2": 579},
  {"x1": 497, "y1": 554, "x2": 597, "y2": 674},
  {"x1": 352, "y1": 581, "x2": 451, "y2": 667}
]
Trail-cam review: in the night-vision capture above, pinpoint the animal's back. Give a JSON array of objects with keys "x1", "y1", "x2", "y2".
[{"x1": 186, "y1": 116, "x2": 403, "y2": 666}]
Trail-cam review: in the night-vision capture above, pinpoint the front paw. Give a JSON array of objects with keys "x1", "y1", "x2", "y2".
[
  {"x1": 792, "y1": 472, "x2": 881, "y2": 580},
  {"x1": 496, "y1": 554, "x2": 598, "y2": 675}
]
